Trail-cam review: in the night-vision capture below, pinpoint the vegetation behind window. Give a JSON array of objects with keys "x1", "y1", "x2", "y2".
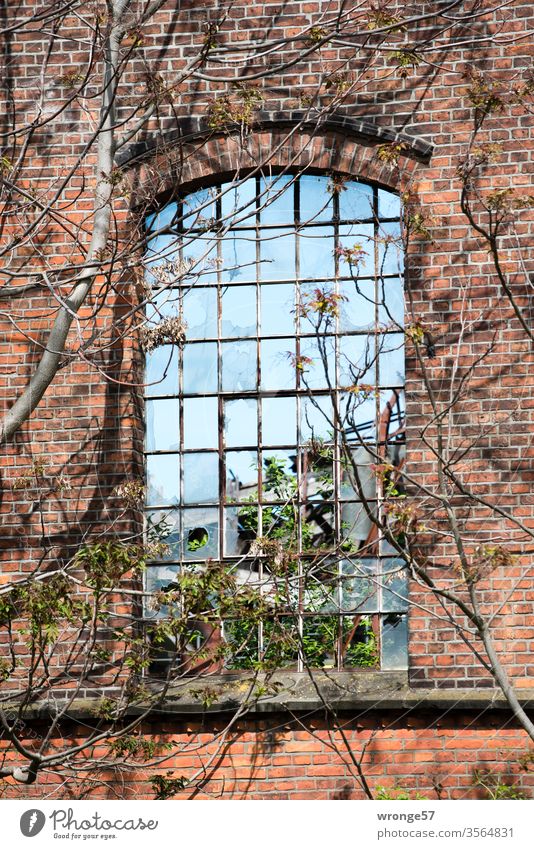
[{"x1": 143, "y1": 173, "x2": 408, "y2": 674}]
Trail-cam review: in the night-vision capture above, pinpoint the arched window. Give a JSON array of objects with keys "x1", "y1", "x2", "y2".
[{"x1": 143, "y1": 173, "x2": 408, "y2": 672}]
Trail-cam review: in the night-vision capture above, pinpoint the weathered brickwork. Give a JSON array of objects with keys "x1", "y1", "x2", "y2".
[{"x1": 0, "y1": 0, "x2": 533, "y2": 797}]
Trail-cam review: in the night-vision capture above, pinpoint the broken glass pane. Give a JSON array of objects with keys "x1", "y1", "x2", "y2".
[
  {"x1": 144, "y1": 564, "x2": 180, "y2": 619},
  {"x1": 378, "y1": 277, "x2": 404, "y2": 329},
  {"x1": 339, "y1": 181, "x2": 374, "y2": 221},
  {"x1": 183, "y1": 341, "x2": 217, "y2": 394},
  {"x1": 342, "y1": 616, "x2": 379, "y2": 668},
  {"x1": 338, "y1": 224, "x2": 375, "y2": 277},
  {"x1": 183, "y1": 453, "x2": 219, "y2": 504},
  {"x1": 340, "y1": 559, "x2": 378, "y2": 612},
  {"x1": 302, "y1": 501, "x2": 335, "y2": 549},
  {"x1": 341, "y1": 500, "x2": 374, "y2": 547},
  {"x1": 146, "y1": 454, "x2": 180, "y2": 506},
  {"x1": 262, "y1": 450, "x2": 297, "y2": 502},
  {"x1": 381, "y1": 613, "x2": 408, "y2": 669},
  {"x1": 299, "y1": 227, "x2": 335, "y2": 279},
  {"x1": 225, "y1": 506, "x2": 257, "y2": 556},
  {"x1": 302, "y1": 616, "x2": 338, "y2": 668},
  {"x1": 300, "y1": 395, "x2": 333, "y2": 443},
  {"x1": 225, "y1": 451, "x2": 258, "y2": 502},
  {"x1": 299, "y1": 336, "x2": 336, "y2": 390},
  {"x1": 220, "y1": 232, "x2": 257, "y2": 283},
  {"x1": 299, "y1": 446, "x2": 333, "y2": 502},
  {"x1": 378, "y1": 188, "x2": 401, "y2": 220},
  {"x1": 380, "y1": 559, "x2": 409, "y2": 612},
  {"x1": 299, "y1": 174, "x2": 332, "y2": 224},
  {"x1": 146, "y1": 509, "x2": 181, "y2": 560},
  {"x1": 182, "y1": 232, "x2": 218, "y2": 284},
  {"x1": 183, "y1": 397, "x2": 218, "y2": 449},
  {"x1": 299, "y1": 283, "x2": 338, "y2": 335},
  {"x1": 145, "y1": 398, "x2": 180, "y2": 451},
  {"x1": 146, "y1": 201, "x2": 179, "y2": 234},
  {"x1": 259, "y1": 175, "x2": 294, "y2": 225},
  {"x1": 339, "y1": 390, "x2": 377, "y2": 443},
  {"x1": 145, "y1": 286, "x2": 182, "y2": 327},
  {"x1": 338, "y1": 279, "x2": 376, "y2": 331},
  {"x1": 222, "y1": 285, "x2": 256, "y2": 337},
  {"x1": 145, "y1": 345, "x2": 179, "y2": 397},
  {"x1": 260, "y1": 283, "x2": 295, "y2": 336},
  {"x1": 182, "y1": 507, "x2": 219, "y2": 560},
  {"x1": 378, "y1": 221, "x2": 403, "y2": 276},
  {"x1": 378, "y1": 333, "x2": 405, "y2": 387},
  {"x1": 260, "y1": 339, "x2": 296, "y2": 391},
  {"x1": 145, "y1": 233, "x2": 181, "y2": 287},
  {"x1": 260, "y1": 229, "x2": 295, "y2": 280},
  {"x1": 182, "y1": 187, "x2": 217, "y2": 230},
  {"x1": 262, "y1": 397, "x2": 297, "y2": 446},
  {"x1": 182, "y1": 287, "x2": 217, "y2": 339},
  {"x1": 221, "y1": 340, "x2": 257, "y2": 391},
  {"x1": 221, "y1": 179, "x2": 257, "y2": 227},
  {"x1": 224, "y1": 398, "x2": 257, "y2": 448},
  {"x1": 338, "y1": 334, "x2": 375, "y2": 387}
]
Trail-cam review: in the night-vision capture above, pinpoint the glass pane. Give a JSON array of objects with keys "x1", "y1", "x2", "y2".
[
  {"x1": 300, "y1": 447, "x2": 333, "y2": 502},
  {"x1": 145, "y1": 399, "x2": 180, "y2": 451},
  {"x1": 339, "y1": 390, "x2": 377, "y2": 443},
  {"x1": 183, "y1": 342, "x2": 217, "y2": 394},
  {"x1": 260, "y1": 229, "x2": 295, "y2": 280},
  {"x1": 220, "y1": 231, "x2": 257, "y2": 283},
  {"x1": 340, "y1": 445, "x2": 377, "y2": 501},
  {"x1": 299, "y1": 174, "x2": 332, "y2": 223},
  {"x1": 262, "y1": 397, "x2": 297, "y2": 446},
  {"x1": 259, "y1": 175, "x2": 294, "y2": 224},
  {"x1": 144, "y1": 564, "x2": 180, "y2": 618},
  {"x1": 146, "y1": 202, "x2": 179, "y2": 233},
  {"x1": 380, "y1": 560, "x2": 408, "y2": 612},
  {"x1": 378, "y1": 278, "x2": 404, "y2": 329},
  {"x1": 182, "y1": 232, "x2": 218, "y2": 284},
  {"x1": 225, "y1": 506, "x2": 257, "y2": 555},
  {"x1": 299, "y1": 336, "x2": 336, "y2": 389},
  {"x1": 301, "y1": 616, "x2": 338, "y2": 668},
  {"x1": 222, "y1": 285, "x2": 256, "y2": 337},
  {"x1": 224, "y1": 398, "x2": 257, "y2": 447},
  {"x1": 221, "y1": 340, "x2": 257, "y2": 391},
  {"x1": 145, "y1": 287, "x2": 181, "y2": 326},
  {"x1": 146, "y1": 454, "x2": 180, "y2": 506},
  {"x1": 343, "y1": 616, "x2": 379, "y2": 668},
  {"x1": 221, "y1": 178, "x2": 257, "y2": 227},
  {"x1": 183, "y1": 453, "x2": 219, "y2": 504},
  {"x1": 183, "y1": 397, "x2": 218, "y2": 449},
  {"x1": 260, "y1": 339, "x2": 296, "y2": 391},
  {"x1": 378, "y1": 221, "x2": 403, "y2": 275},
  {"x1": 379, "y1": 333, "x2": 405, "y2": 387},
  {"x1": 226, "y1": 451, "x2": 258, "y2": 502},
  {"x1": 262, "y1": 450, "x2": 297, "y2": 502},
  {"x1": 300, "y1": 396, "x2": 333, "y2": 442},
  {"x1": 145, "y1": 234, "x2": 181, "y2": 287},
  {"x1": 340, "y1": 559, "x2": 378, "y2": 612},
  {"x1": 381, "y1": 613, "x2": 408, "y2": 669},
  {"x1": 145, "y1": 345, "x2": 178, "y2": 397},
  {"x1": 182, "y1": 507, "x2": 219, "y2": 560},
  {"x1": 182, "y1": 187, "x2": 217, "y2": 230},
  {"x1": 338, "y1": 224, "x2": 375, "y2": 277},
  {"x1": 145, "y1": 509, "x2": 181, "y2": 560},
  {"x1": 299, "y1": 283, "x2": 337, "y2": 335},
  {"x1": 298, "y1": 227, "x2": 335, "y2": 279},
  {"x1": 260, "y1": 283, "x2": 295, "y2": 336},
  {"x1": 303, "y1": 502, "x2": 335, "y2": 549},
  {"x1": 341, "y1": 500, "x2": 374, "y2": 547},
  {"x1": 182, "y1": 287, "x2": 217, "y2": 339},
  {"x1": 338, "y1": 279, "x2": 376, "y2": 332},
  {"x1": 339, "y1": 181, "x2": 374, "y2": 220},
  {"x1": 378, "y1": 188, "x2": 401, "y2": 219},
  {"x1": 339, "y1": 335, "x2": 375, "y2": 386}
]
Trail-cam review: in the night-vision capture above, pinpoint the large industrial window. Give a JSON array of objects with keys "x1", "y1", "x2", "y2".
[{"x1": 143, "y1": 173, "x2": 408, "y2": 673}]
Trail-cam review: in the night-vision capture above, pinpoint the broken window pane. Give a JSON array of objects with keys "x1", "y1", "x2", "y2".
[
  {"x1": 225, "y1": 506, "x2": 257, "y2": 556},
  {"x1": 145, "y1": 345, "x2": 178, "y2": 397},
  {"x1": 262, "y1": 397, "x2": 297, "y2": 446},
  {"x1": 144, "y1": 564, "x2": 180, "y2": 619},
  {"x1": 182, "y1": 287, "x2": 217, "y2": 339},
  {"x1": 338, "y1": 279, "x2": 376, "y2": 332},
  {"x1": 299, "y1": 336, "x2": 336, "y2": 389},
  {"x1": 220, "y1": 232, "x2": 257, "y2": 283},
  {"x1": 182, "y1": 187, "x2": 217, "y2": 230},
  {"x1": 183, "y1": 342, "x2": 217, "y2": 394},
  {"x1": 183, "y1": 453, "x2": 219, "y2": 504},
  {"x1": 262, "y1": 450, "x2": 297, "y2": 502},
  {"x1": 224, "y1": 399, "x2": 257, "y2": 448},
  {"x1": 299, "y1": 227, "x2": 335, "y2": 279},
  {"x1": 145, "y1": 398, "x2": 180, "y2": 451},
  {"x1": 378, "y1": 189, "x2": 401, "y2": 220},
  {"x1": 260, "y1": 338, "x2": 296, "y2": 391},
  {"x1": 378, "y1": 333, "x2": 405, "y2": 387},
  {"x1": 378, "y1": 277, "x2": 404, "y2": 329},
  {"x1": 340, "y1": 559, "x2": 378, "y2": 613},
  {"x1": 260, "y1": 229, "x2": 295, "y2": 280},
  {"x1": 182, "y1": 232, "x2": 218, "y2": 284},
  {"x1": 341, "y1": 500, "x2": 375, "y2": 547},
  {"x1": 225, "y1": 451, "x2": 258, "y2": 502},
  {"x1": 299, "y1": 174, "x2": 332, "y2": 224},
  {"x1": 378, "y1": 222, "x2": 403, "y2": 276},
  {"x1": 146, "y1": 509, "x2": 181, "y2": 561},
  {"x1": 222, "y1": 285, "x2": 256, "y2": 337},
  {"x1": 339, "y1": 181, "x2": 374, "y2": 221},
  {"x1": 381, "y1": 613, "x2": 408, "y2": 669},
  {"x1": 380, "y1": 560, "x2": 409, "y2": 612},
  {"x1": 339, "y1": 391, "x2": 377, "y2": 443},
  {"x1": 221, "y1": 179, "x2": 257, "y2": 227},
  {"x1": 338, "y1": 223, "x2": 375, "y2": 277},
  {"x1": 259, "y1": 175, "x2": 294, "y2": 225},
  {"x1": 183, "y1": 397, "x2": 218, "y2": 449},
  {"x1": 300, "y1": 395, "x2": 333, "y2": 443},
  {"x1": 222, "y1": 340, "x2": 257, "y2": 391},
  {"x1": 182, "y1": 507, "x2": 219, "y2": 560},
  {"x1": 340, "y1": 445, "x2": 377, "y2": 501},
  {"x1": 338, "y1": 335, "x2": 375, "y2": 387},
  {"x1": 260, "y1": 283, "x2": 295, "y2": 336},
  {"x1": 146, "y1": 454, "x2": 180, "y2": 506}
]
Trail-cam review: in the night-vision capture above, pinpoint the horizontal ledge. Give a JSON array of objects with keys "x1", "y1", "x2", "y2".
[
  {"x1": 7, "y1": 672, "x2": 534, "y2": 721},
  {"x1": 116, "y1": 111, "x2": 433, "y2": 169}
]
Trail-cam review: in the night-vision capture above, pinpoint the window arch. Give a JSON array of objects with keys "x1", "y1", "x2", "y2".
[{"x1": 143, "y1": 172, "x2": 408, "y2": 672}]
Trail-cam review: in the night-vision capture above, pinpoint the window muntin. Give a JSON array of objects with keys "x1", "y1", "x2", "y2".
[{"x1": 144, "y1": 174, "x2": 407, "y2": 672}]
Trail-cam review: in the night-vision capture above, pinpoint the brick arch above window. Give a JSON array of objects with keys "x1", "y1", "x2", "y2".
[{"x1": 119, "y1": 111, "x2": 432, "y2": 207}]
